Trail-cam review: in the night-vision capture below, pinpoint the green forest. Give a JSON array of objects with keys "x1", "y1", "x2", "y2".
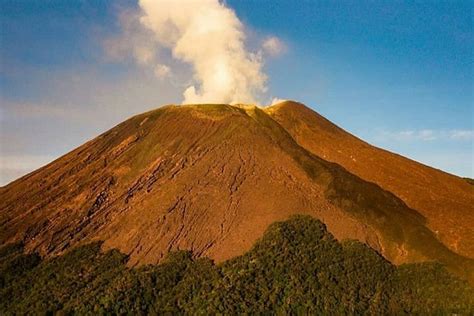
[{"x1": 1, "y1": 215, "x2": 473, "y2": 315}]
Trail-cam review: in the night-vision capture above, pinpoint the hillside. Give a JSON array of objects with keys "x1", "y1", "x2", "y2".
[
  {"x1": 267, "y1": 101, "x2": 474, "y2": 258},
  {"x1": 0, "y1": 103, "x2": 473, "y2": 282},
  {"x1": 1, "y1": 216, "x2": 472, "y2": 314}
]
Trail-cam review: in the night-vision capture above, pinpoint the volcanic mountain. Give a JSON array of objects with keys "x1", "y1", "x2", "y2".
[{"x1": 1, "y1": 101, "x2": 473, "y2": 281}]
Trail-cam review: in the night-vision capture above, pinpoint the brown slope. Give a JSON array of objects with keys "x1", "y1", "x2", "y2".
[
  {"x1": 0, "y1": 103, "x2": 472, "y2": 281},
  {"x1": 0, "y1": 104, "x2": 374, "y2": 266},
  {"x1": 266, "y1": 101, "x2": 474, "y2": 259}
]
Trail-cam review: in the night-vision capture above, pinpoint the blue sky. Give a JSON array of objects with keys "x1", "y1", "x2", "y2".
[{"x1": 1, "y1": 0, "x2": 473, "y2": 185}]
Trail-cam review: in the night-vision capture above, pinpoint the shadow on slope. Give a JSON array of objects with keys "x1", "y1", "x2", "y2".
[
  {"x1": 248, "y1": 106, "x2": 474, "y2": 281},
  {"x1": 267, "y1": 101, "x2": 474, "y2": 260}
]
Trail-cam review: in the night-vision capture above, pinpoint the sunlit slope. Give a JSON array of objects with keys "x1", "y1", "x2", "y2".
[
  {"x1": 0, "y1": 103, "x2": 472, "y2": 281},
  {"x1": 267, "y1": 101, "x2": 474, "y2": 259}
]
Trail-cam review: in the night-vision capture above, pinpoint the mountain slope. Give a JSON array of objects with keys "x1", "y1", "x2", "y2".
[
  {"x1": 267, "y1": 101, "x2": 474, "y2": 259},
  {"x1": 0, "y1": 103, "x2": 472, "y2": 281}
]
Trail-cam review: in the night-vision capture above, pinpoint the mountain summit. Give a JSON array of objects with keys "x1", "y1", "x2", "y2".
[{"x1": 1, "y1": 102, "x2": 473, "y2": 280}]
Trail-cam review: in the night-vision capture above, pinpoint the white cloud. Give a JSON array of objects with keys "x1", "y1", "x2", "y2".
[
  {"x1": 377, "y1": 129, "x2": 474, "y2": 142},
  {"x1": 449, "y1": 130, "x2": 474, "y2": 141},
  {"x1": 106, "y1": 0, "x2": 280, "y2": 105},
  {"x1": 139, "y1": 0, "x2": 267, "y2": 104},
  {"x1": 262, "y1": 36, "x2": 286, "y2": 57},
  {"x1": 418, "y1": 129, "x2": 436, "y2": 141}
]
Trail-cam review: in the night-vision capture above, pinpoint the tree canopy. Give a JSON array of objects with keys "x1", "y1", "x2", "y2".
[{"x1": 1, "y1": 215, "x2": 473, "y2": 314}]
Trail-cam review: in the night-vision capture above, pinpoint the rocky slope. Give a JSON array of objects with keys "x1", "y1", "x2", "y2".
[{"x1": 0, "y1": 103, "x2": 472, "y2": 281}]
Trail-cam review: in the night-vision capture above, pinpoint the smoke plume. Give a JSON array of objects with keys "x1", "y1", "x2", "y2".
[{"x1": 124, "y1": 0, "x2": 269, "y2": 104}]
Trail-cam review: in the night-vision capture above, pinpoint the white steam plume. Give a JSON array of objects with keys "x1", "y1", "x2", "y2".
[{"x1": 134, "y1": 0, "x2": 268, "y2": 104}]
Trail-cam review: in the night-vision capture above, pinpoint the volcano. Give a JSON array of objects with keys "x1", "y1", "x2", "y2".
[{"x1": 1, "y1": 101, "x2": 473, "y2": 281}]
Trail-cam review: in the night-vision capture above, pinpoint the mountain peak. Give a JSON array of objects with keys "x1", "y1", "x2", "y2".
[
  {"x1": 1, "y1": 101, "x2": 472, "y2": 282},
  {"x1": 267, "y1": 99, "x2": 307, "y2": 109}
]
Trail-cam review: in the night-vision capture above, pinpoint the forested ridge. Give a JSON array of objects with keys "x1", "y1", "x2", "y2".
[{"x1": 1, "y1": 215, "x2": 473, "y2": 315}]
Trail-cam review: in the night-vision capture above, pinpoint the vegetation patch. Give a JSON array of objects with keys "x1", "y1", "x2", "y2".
[{"x1": 1, "y1": 216, "x2": 472, "y2": 314}]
